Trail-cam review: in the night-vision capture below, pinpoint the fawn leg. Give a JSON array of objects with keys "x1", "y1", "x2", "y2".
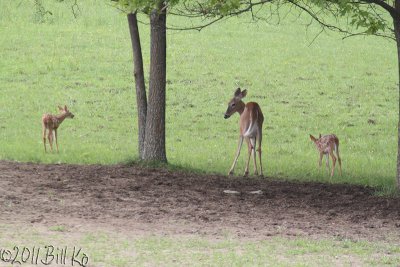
[
  {"x1": 229, "y1": 136, "x2": 244, "y2": 175},
  {"x1": 257, "y1": 131, "x2": 263, "y2": 177},
  {"x1": 48, "y1": 130, "x2": 53, "y2": 152},
  {"x1": 330, "y1": 151, "x2": 337, "y2": 177},
  {"x1": 336, "y1": 146, "x2": 342, "y2": 176},
  {"x1": 54, "y1": 129, "x2": 59, "y2": 153},
  {"x1": 42, "y1": 126, "x2": 47, "y2": 153},
  {"x1": 318, "y1": 152, "x2": 323, "y2": 170},
  {"x1": 250, "y1": 137, "x2": 258, "y2": 176},
  {"x1": 325, "y1": 154, "x2": 330, "y2": 175},
  {"x1": 244, "y1": 138, "x2": 252, "y2": 177}
]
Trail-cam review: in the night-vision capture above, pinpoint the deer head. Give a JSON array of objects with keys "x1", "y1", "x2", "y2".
[
  {"x1": 310, "y1": 134, "x2": 323, "y2": 143},
  {"x1": 58, "y1": 105, "x2": 75, "y2": 119},
  {"x1": 224, "y1": 88, "x2": 247, "y2": 119},
  {"x1": 309, "y1": 134, "x2": 318, "y2": 143}
]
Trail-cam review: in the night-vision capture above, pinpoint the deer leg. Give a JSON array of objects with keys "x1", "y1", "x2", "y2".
[
  {"x1": 229, "y1": 136, "x2": 244, "y2": 176},
  {"x1": 318, "y1": 152, "x2": 323, "y2": 170},
  {"x1": 257, "y1": 132, "x2": 263, "y2": 177},
  {"x1": 54, "y1": 129, "x2": 59, "y2": 153},
  {"x1": 48, "y1": 130, "x2": 53, "y2": 152},
  {"x1": 250, "y1": 137, "x2": 258, "y2": 176},
  {"x1": 336, "y1": 145, "x2": 342, "y2": 176},
  {"x1": 330, "y1": 151, "x2": 337, "y2": 177},
  {"x1": 325, "y1": 154, "x2": 330, "y2": 175},
  {"x1": 42, "y1": 126, "x2": 47, "y2": 153},
  {"x1": 244, "y1": 138, "x2": 252, "y2": 177}
]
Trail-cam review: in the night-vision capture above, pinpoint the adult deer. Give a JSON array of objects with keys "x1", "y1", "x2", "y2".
[
  {"x1": 224, "y1": 88, "x2": 264, "y2": 176},
  {"x1": 42, "y1": 105, "x2": 74, "y2": 153},
  {"x1": 310, "y1": 134, "x2": 342, "y2": 177}
]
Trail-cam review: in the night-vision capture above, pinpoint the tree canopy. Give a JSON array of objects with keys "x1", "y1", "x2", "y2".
[{"x1": 110, "y1": 0, "x2": 397, "y2": 40}]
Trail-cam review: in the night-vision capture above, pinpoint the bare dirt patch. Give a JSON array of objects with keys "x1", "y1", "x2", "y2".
[{"x1": 0, "y1": 160, "x2": 399, "y2": 241}]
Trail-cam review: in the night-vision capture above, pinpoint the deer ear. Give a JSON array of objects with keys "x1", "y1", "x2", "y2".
[
  {"x1": 310, "y1": 134, "x2": 316, "y2": 142},
  {"x1": 241, "y1": 89, "x2": 247, "y2": 98},
  {"x1": 319, "y1": 133, "x2": 322, "y2": 139},
  {"x1": 58, "y1": 106, "x2": 63, "y2": 111},
  {"x1": 64, "y1": 105, "x2": 68, "y2": 111},
  {"x1": 234, "y1": 87, "x2": 241, "y2": 97}
]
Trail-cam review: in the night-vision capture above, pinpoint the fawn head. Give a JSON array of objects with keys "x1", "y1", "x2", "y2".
[
  {"x1": 58, "y1": 105, "x2": 74, "y2": 119},
  {"x1": 309, "y1": 133, "x2": 322, "y2": 143},
  {"x1": 224, "y1": 88, "x2": 247, "y2": 119}
]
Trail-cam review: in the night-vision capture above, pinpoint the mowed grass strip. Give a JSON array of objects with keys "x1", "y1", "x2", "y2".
[
  {"x1": 0, "y1": 224, "x2": 399, "y2": 267},
  {"x1": 0, "y1": 0, "x2": 397, "y2": 190}
]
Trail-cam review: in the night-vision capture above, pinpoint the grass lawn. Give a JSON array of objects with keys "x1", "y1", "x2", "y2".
[
  {"x1": 1, "y1": 223, "x2": 399, "y2": 267},
  {"x1": 0, "y1": 1, "x2": 397, "y2": 189}
]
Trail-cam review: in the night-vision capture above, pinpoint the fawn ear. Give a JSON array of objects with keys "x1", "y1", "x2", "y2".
[
  {"x1": 240, "y1": 89, "x2": 247, "y2": 98},
  {"x1": 58, "y1": 106, "x2": 63, "y2": 111},
  {"x1": 234, "y1": 87, "x2": 241, "y2": 97},
  {"x1": 310, "y1": 134, "x2": 316, "y2": 142},
  {"x1": 319, "y1": 133, "x2": 322, "y2": 139},
  {"x1": 64, "y1": 105, "x2": 68, "y2": 111}
]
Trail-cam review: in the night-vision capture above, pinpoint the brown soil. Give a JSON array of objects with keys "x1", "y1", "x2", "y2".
[{"x1": 0, "y1": 160, "x2": 399, "y2": 241}]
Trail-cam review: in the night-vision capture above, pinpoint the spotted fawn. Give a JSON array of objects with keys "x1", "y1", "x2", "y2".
[
  {"x1": 310, "y1": 134, "x2": 342, "y2": 177},
  {"x1": 42, "y1": 105, "x2": 74, "y2": 153}
]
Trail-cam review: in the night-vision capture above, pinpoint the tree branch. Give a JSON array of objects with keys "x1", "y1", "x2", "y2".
[
  {"x1": 168, "y1": 0, "x2": 273, "y2": 31},
  {"x1": 360, "y1": 0, "x2": 400, "y2": 20}
]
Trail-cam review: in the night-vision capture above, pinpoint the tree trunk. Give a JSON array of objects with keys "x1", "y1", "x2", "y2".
[
  {"x1": 142, "y1": 4, "x2": 167, "y2": 162},
  {"x1": 127, "y1": 12, "x2": 147, "y2": 159},
  {"x1": 394, "y1": 0, "x2": 400, "y2": 189}
]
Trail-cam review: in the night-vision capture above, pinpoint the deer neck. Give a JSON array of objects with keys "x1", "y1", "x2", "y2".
[
  {"x1": 55, "y1": 113, "x2": 68, "y2": 127},
  {"x1": 236, "y1": 101, "x2": 246, "y2": 115}
]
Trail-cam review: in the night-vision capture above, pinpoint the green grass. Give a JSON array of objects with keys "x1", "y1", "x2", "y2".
[
  {"x1": 0, "y1": 223, "x2": 399, "y2": 267},
  {"x1": 0, "y1": 0, "x2": 398, "y2": 190},
  {"x1": 49, "y1": 225, "x2": 68, "y2": 232}
]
